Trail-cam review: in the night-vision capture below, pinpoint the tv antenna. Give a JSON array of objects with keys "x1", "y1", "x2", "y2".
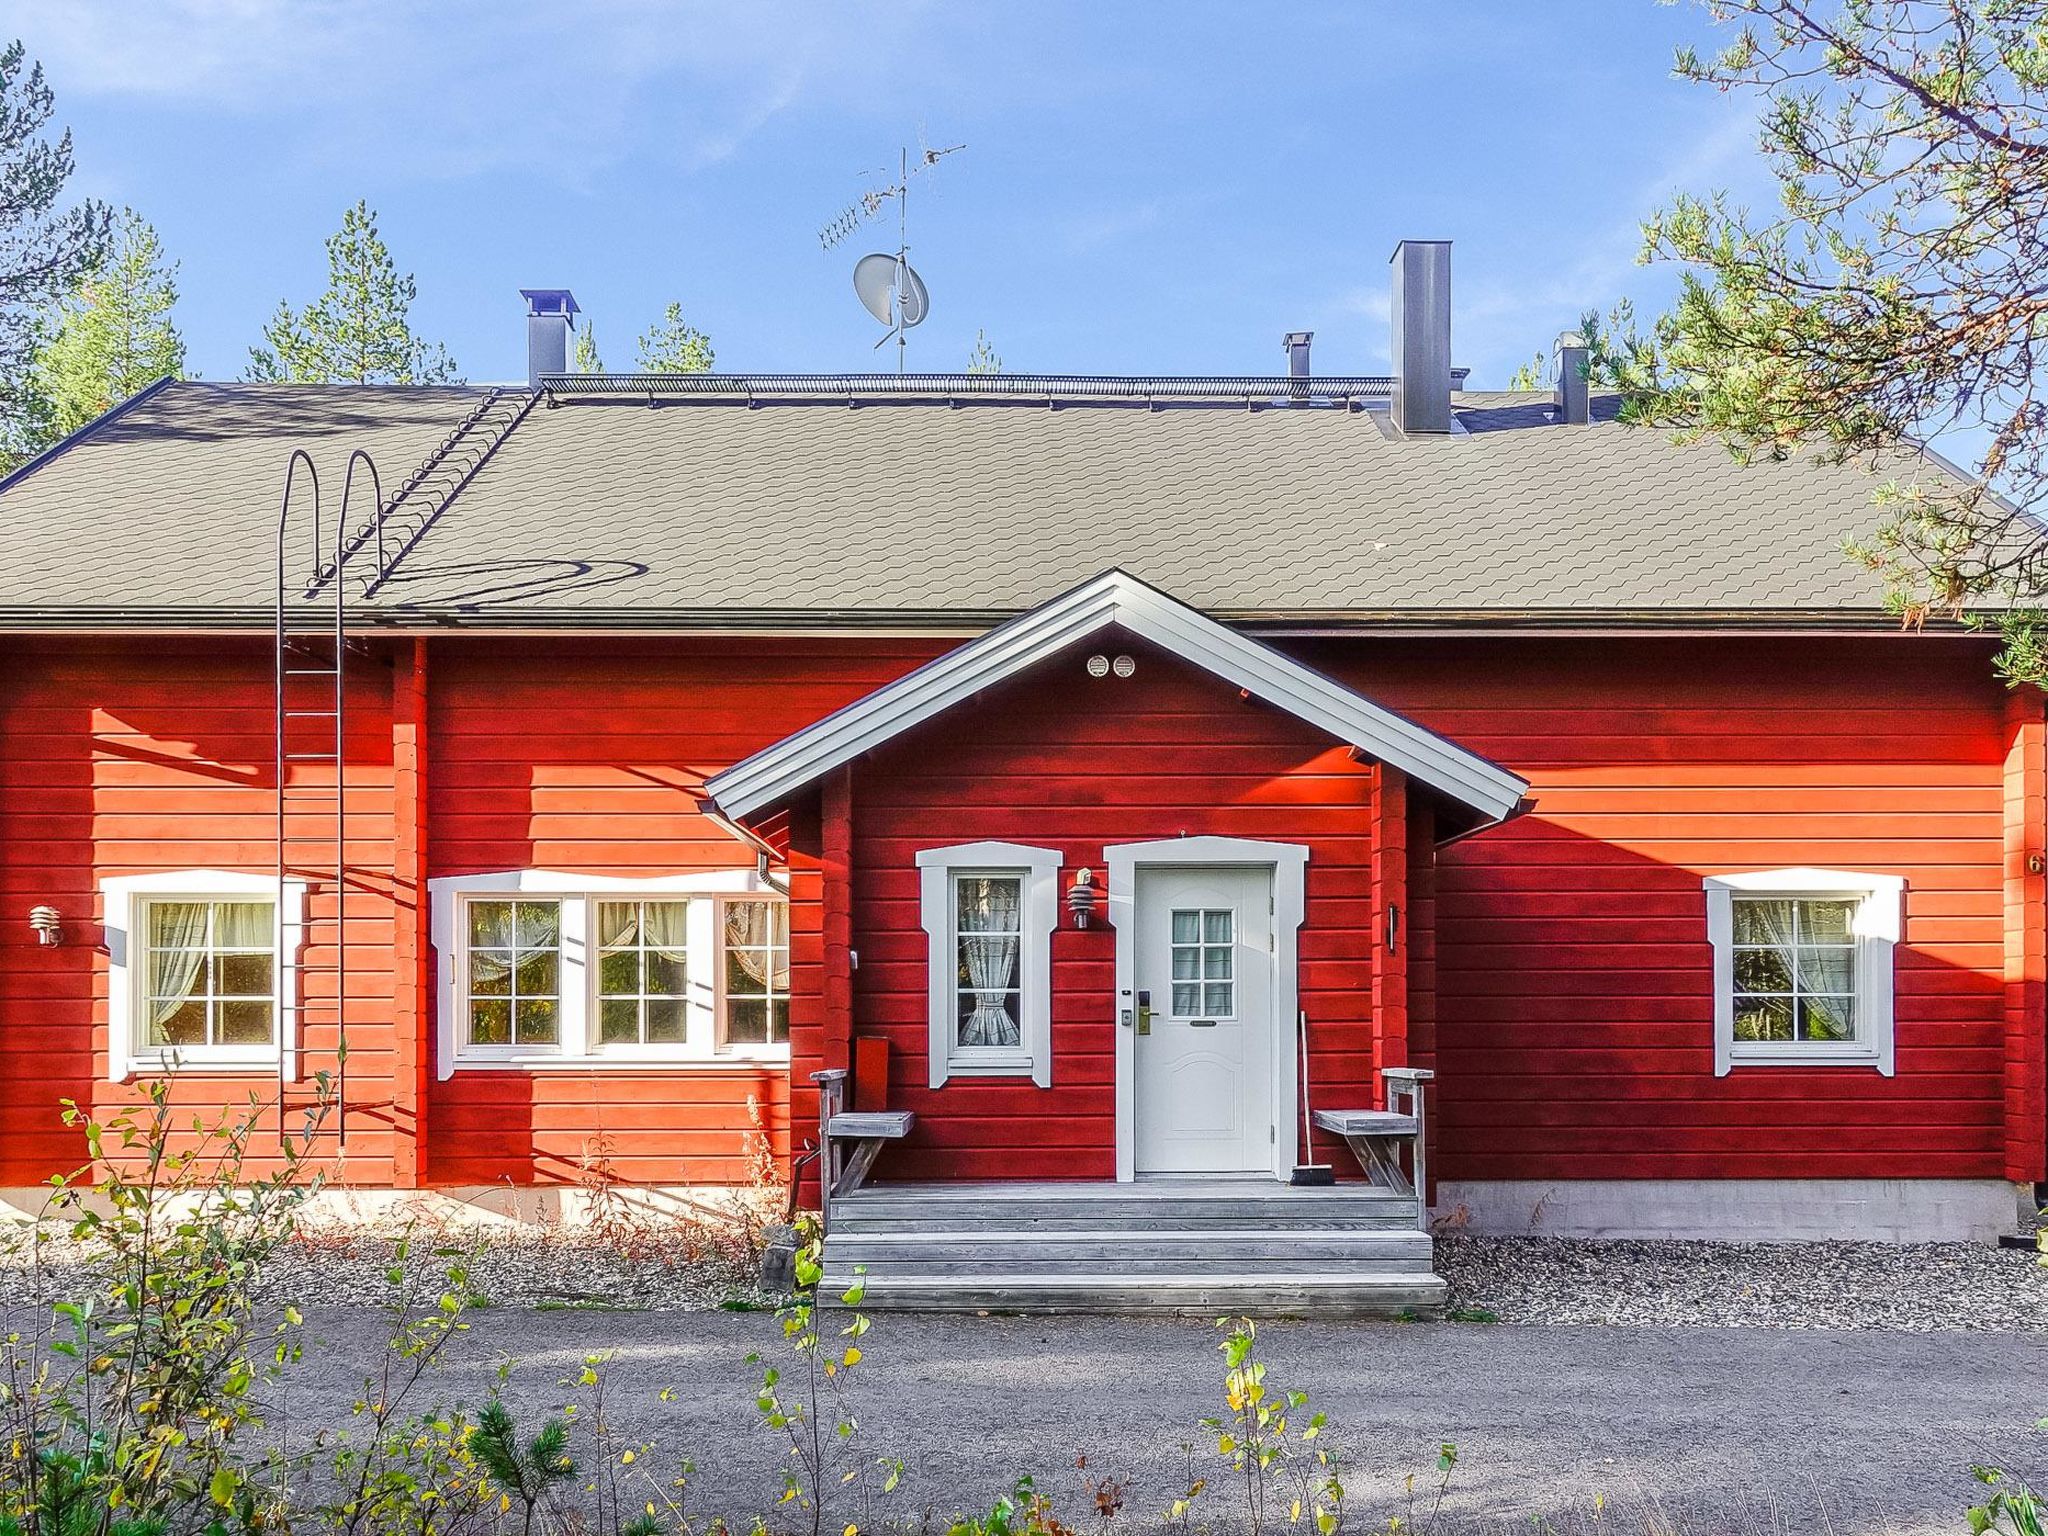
[{"x1": 819, "y1": 138, "x2": 964, "y2": 372}]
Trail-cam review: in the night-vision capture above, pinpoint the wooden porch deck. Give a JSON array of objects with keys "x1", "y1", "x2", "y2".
[{"x1": 819, "y1": 1179, "x2": 1445, "y2": 1316}]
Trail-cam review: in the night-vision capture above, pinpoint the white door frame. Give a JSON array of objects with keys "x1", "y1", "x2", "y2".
[{"x1": 1106, "y1": 836, "x2": 1309, "y2": 1181}]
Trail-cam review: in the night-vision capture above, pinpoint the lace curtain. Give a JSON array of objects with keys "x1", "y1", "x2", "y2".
[
  {"x1": 599, "y1": 900, "x2": 689, "y2": 963},
  {"x1": 725, "y1": 902, "x2": 788, "y2": 988},
  {"x1": 146, "y1": 901, "x2": 211, "y2": 1032},
  {"x1": 1734, "y1": 897, "x2": 1854, "y2": 1040},
  {"x1": 957, "y1": 877, "x2": 1021, "y2": 1047},
  {"x1": 469, "y1": 901, "x2": 561, "y2": 991}
]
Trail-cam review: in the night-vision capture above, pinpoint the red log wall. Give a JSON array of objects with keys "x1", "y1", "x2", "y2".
[{"x1": 0, "y1": 630, "x2": 2027, "y2": 1191}]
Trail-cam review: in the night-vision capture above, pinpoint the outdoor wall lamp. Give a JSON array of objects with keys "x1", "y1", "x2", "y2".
[
  {"x1": 1067, "y1": 867, "x2": 1098, "y2": 928},
  {"x1": 27, "y1": 906, "x2": 61, "y2": 947}
]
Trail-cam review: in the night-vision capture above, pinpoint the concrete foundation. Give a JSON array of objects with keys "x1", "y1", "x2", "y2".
[
  {"x1": 0, "y1": 1183, "x2": 782, "y2": 1231},
  {"x1": 1432, "y1": 1178, "x2": 2035, "y2": 1244}
]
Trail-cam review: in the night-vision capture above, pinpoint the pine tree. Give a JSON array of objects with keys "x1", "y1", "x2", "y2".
[
  {"x1": 634, "y1": 302, "x2": 713, "y2": 373},
  {"x1": 247, "y1": 201, "x2": 458, "y2": 384},
  {"x1": 573, "y1": 318, "x2": 603, "y2": 374},
  {"x1": 0, "y1": 39, "x2": 112, "y2": 467},
  {"x1": 30, "y1": 209, "x2": 185, "y2": 436},
  {"x1": 1633, "y1": 0, "x2": 2048, "y2": 676},
  {"x1": 966, "y1": 329, "x2": 1003, "y2": 375}
]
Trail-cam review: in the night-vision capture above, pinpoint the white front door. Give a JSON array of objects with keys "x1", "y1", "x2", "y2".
[{"x1": 1132, "y1": 864, "x2": 1274, "y2": 1175}]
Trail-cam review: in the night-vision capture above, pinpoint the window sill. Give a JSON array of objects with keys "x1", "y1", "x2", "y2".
[
  {"x1": 448, "y1": 1052, "x2": 790, "y2": 1073},
  {"x1": 122, "y1": 1055, "x2": 282, "y2": 1080},
  {"x1": 940, "y1": 1057, "x2": 1042, "y2": 1080},
  {"x1": 1723, "y1": 1044, "x2": 1886, "y2": 1070}
]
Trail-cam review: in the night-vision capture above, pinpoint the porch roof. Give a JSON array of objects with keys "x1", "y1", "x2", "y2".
[{"x1": 702, "y1": 569, "x2": 1529, "y2": 827}]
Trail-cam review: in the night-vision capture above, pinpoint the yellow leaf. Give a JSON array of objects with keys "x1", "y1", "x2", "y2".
[
  {"x1": 621, "y1": 1450, "x2": 636, "y2": 1464},
  {"x1": 1291, "y1": 1498, "x2": 1303, "y2": 1523},
  {"x1": 842, "y1": 1346, "x2": 862, "y2": 1367}
]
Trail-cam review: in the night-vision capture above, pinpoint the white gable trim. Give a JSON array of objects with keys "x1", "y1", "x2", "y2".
[{"x1": 705, "y1": 570, "x2": 1528, "y2": 823}]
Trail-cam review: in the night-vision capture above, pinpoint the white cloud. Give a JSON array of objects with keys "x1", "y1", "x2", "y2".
[
  {"x1": 1449, "y1": 106, "x2": 1772, "y2": 383},
  {"x1": 0, "y1": 0, "x2": 935, "y2": 183}
]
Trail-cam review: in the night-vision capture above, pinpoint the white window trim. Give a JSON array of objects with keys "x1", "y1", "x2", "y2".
[
  {"x1": 430, "y1": 868, "x2": 786, "y2": 1079},
  {"x1": 100, "y1": 869, "x2": 308, "y2": 1082},
  {"x1": 917, "y1": 841, "x2": 1060, "y2": 1088},
  {"x1": 1703, "y1": 868, "x2": 1904, "y2": 1078}
]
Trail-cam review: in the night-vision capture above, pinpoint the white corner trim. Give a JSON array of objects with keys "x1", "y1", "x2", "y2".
[
  {"x1": 704, "y1": 569, "x2": 1527, "y2": 824},
  {"x1": 428, "y1": 868, "x2": 780, "y2": 1080},
  {"x1": 917, "y1": 841, "x2": 1061, "y2": 1089},
  {"x1": 1105, "y1": 837, "x2": 1309, "y2": 1182},
  {"x1": 99, "y1": 869, "x2": 308, "y2": 1082},
  {"x1": 1703, "y1": 868, "x2": 1904, "y2": 1078}
]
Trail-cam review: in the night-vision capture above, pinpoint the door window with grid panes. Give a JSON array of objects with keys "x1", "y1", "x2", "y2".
[{"x1": 1169, "y1": 908, "x2": 1236, "y2": 1019}]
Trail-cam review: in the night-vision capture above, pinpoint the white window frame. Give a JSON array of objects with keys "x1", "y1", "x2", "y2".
[
  {"x1": 100, "y1": 869, "x2": 308, "y2": 1082},
  {"x1": 918, "y1": 841, "x2": 1060, "y2": 1088},
  {"x1": 1703, "y1": 868, "x2": 1904, "y2": 1077},
  {"x1": 430, "y1": 869, "x2": 787, "y2": 1077}
]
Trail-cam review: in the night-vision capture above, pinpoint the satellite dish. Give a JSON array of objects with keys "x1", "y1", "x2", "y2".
[{"x1": 853, "y1": 253, "x2": 929, "y2": 329}]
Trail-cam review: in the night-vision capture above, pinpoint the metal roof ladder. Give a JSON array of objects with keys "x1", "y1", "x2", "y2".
[{"x1": 273, "y1": 449, "x2": 373, "y2": 1151}]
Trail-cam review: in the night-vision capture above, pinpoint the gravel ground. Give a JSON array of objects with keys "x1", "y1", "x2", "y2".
[
  {"x1": 1436, "y1": 1235, "x2": 2048, "y2": 1331},
  {"x1": 8, "y1": 1228, "x2": 2041, "y2": 1330},
  {"x1": 0, "y1": 1225, "x2": 775, "y2": 1313},
  {"x1": 269, "y1": 1305, "x2": 2048, "y2": 1534}
]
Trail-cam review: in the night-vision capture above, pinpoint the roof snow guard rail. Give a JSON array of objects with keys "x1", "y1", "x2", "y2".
[{"x1": 538, "y1": 369, "x2": 1470, "y2": 409}]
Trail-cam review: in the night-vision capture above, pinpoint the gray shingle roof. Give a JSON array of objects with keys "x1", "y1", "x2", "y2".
[{"x1": 0, "y1": 377, "x2": 1946, "y2": 628}]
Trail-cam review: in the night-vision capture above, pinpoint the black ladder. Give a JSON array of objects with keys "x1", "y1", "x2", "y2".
[{"x1": 273, "y1": 450, "x2": 372, "y2": 1147}]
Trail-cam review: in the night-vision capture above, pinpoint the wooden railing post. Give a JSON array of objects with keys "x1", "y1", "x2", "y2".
[
  {"x1": 811, "y1": 1068, "x2": 848, "y2": 1230},
  {"x1": 1382, "y1": 1066, "x2": 1434, "y2": 1231}
]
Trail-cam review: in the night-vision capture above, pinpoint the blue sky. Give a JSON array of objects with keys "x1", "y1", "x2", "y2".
[{"x1": 0, "y1": 1, "x2": 1778, "y2": 387}]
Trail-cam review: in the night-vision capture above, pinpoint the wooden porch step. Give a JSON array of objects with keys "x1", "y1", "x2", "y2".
[
  {"x1": 829, "y1": 1270, "x2": 1448, "y2": 1317},
  {"x1": 831, "y1": 1207, "x2": 1420, "y2": 1233},
  {"x1": 834, "y1": 1182, "x2": 1420, "y2": 1233},
  {"x1": 819, "y1": 1179, "x2": 1442, "y2": 1316},
  {"x1": 825, "y1": 1229, "x2": 1434, "y2": 1265}
]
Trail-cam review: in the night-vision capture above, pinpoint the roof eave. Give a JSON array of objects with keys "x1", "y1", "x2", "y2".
[{"x1": 0, "y1": 605, "x2": 1975, "y2": 636}]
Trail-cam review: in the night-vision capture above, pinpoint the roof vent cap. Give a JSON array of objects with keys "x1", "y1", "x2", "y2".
[
  {"x1": 521, "y1": 289, "x2": 580, "y2": 387},
  {"x1": 1552, "y1": 329, "x2": 1590, "y2": 425}
]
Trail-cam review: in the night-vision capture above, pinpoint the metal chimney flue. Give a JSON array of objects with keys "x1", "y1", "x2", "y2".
[
  {"x1": 1553, "y1": 330, "x2": 1591, "y2": 425},
  {"x1": 1389, "y1": 240, "x2": 1452, "y2": 435},
  {"x1": 521, "y1": 288, "x2": 580, "y2": 387},
  {"x1": 1283, "y1": 330, "x2": 1313, "y2": 403}
]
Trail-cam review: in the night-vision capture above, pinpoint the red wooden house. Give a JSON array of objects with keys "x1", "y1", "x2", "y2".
[{"x1": 0, "y1": 242, "x2": 2039, "y2": 1310}]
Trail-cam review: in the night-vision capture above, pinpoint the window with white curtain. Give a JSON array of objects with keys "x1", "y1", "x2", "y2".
[
  {"x1": 430, "y1": 871, "x2": 789, "y2": 1074},
  {"x1": 721, "y1": 900, "x2": 790, "y2": 1047},
  {"x1": 918, "y1": 842, "x2": 1059, "y2": 1087},
  {"x1": 145, "y1": 898, "x2": 278, "y2": 1049},
  {"x1": 99, "y1": 869, "x2": 308, "y2": 1080},
  {"x1": 465, "y1": 899, "x2": 562, "y2": 1048},
  {"x1": 596, "y1": 899, "x2": 691, "y2": 1046},
  {"x1": 1704, "y1": 869, "x2": 1903, "y2": 1076}
]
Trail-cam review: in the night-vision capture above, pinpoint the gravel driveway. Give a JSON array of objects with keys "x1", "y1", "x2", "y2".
[{"x1": 274, "y1": 1305, "x2": 2046, "y2": 1535}]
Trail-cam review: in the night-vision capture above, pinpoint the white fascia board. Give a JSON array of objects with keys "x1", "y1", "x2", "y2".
[{"x1": 705, "y1": 570, "x2": 1528, "y2": 823}]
